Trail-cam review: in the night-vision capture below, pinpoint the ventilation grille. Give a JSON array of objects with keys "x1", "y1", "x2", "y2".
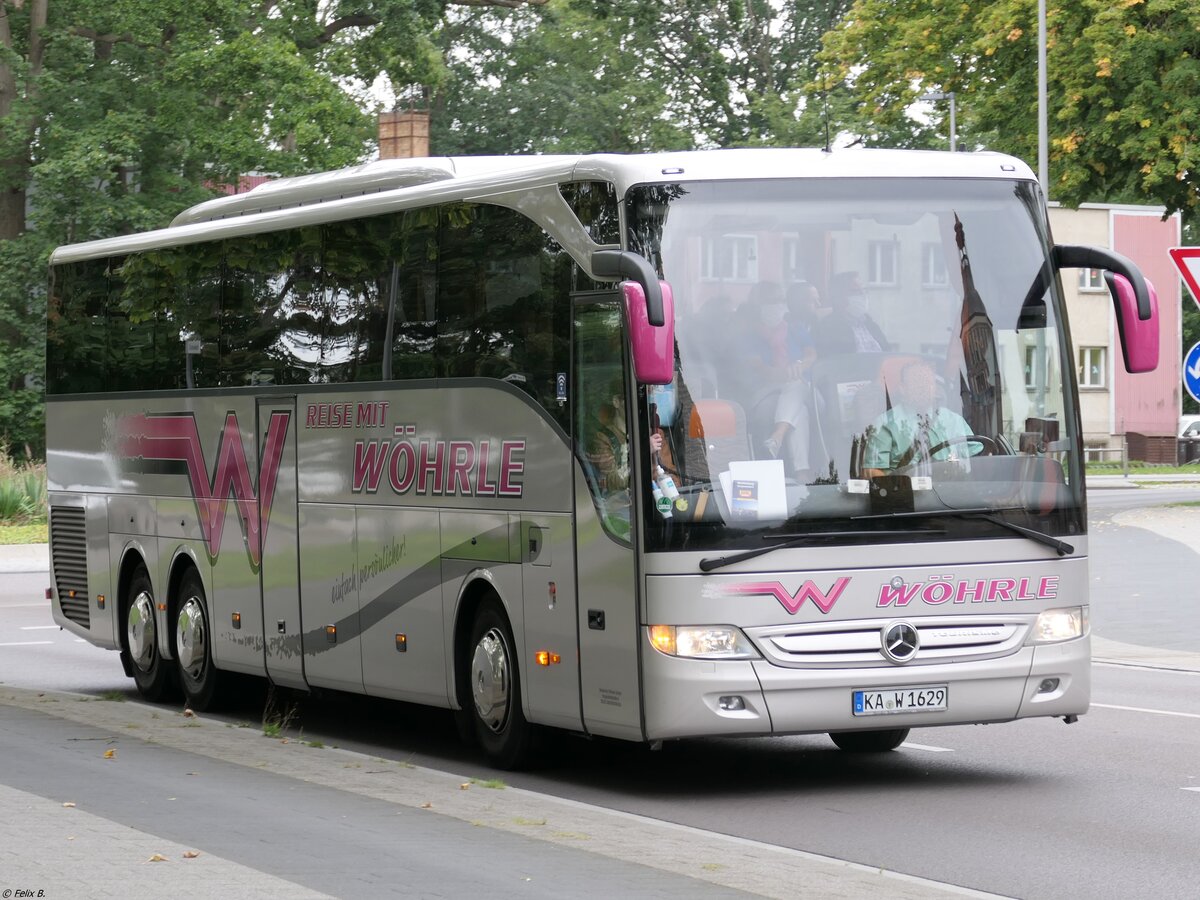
[{"x1": 50, "y1": 505, "x2": 89, "y2": 628}]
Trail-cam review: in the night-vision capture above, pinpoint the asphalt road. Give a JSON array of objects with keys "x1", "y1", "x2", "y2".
[{"x1": 2, "y1": 486, "x2": 1198, "y2": 898}]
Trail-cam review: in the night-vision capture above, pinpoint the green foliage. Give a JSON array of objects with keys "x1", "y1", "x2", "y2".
[
  {"x1": 0, "y1": 453, "x2": 47, "y2": 524},
  {"x1": 432, "y1": 1, "x2": 853, "y2": 154},
  {"x1": 819, "y1": 0, "x2": 1200, "y2": 216}
]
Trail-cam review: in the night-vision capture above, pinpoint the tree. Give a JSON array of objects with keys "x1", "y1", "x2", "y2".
[
  {"x1": 429, "y1": 1, "x2": 855, "y2": 155},
  {"x1": 0, "y1": 0, "x2": 545, "y2": 457},
  {"x1": 818, "y1": 0, "x2": 1200, "y2": 216}
]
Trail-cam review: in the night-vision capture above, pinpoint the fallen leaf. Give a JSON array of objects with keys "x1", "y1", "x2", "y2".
[
  {"x1": 420, "y1": 802, "x2": 433, "y2": 809},
  {"x1": 459, "y1": 782, "x2": 470, "y2": 790},
  {"x1": 182, "y1": 850, "x2": 201, "y2": 859},
  {"x1": 182, "y1": 708, "x2": 195, "y2": 718},
  {"x1": 63, "y1": 802, "x2": 76, "y2": 808},
  {"x1": 147, "y1": 853, "x2": 168, "y2": 862},
  {"x1": 104, "y1": 749, "x2": 115, "y2": 759}
]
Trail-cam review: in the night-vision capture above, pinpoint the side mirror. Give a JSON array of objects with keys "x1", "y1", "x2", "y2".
[
  {"x1": 1053, "y1": 245, "x2": 1159, "y2": 373},
  {"x1": 623, "y1": 280, "x2": 675, "y2": 385},
  {"x1": 1105, "y1": 272, "x2": 1159, "y2": 373}
]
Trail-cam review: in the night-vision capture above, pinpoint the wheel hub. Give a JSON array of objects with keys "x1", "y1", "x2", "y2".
[
  {"x1": 471, "y1": 628, "x2": 510, "y2": 733},
  {"x1": 176, "y1": 596, "x2": 207, "y2": 680},
  {"x1": 127, "y1": 591, "x2": 156, "y2": 672}
]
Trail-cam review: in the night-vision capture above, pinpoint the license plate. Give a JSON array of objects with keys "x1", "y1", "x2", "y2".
[{"x1": 852, "y1": 685, "x2": 948, "y2": 716}]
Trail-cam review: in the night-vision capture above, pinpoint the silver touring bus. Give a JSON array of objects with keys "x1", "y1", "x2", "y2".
[{"x1": 46, "y1": 149, "x2": 1160, "y2": 767}]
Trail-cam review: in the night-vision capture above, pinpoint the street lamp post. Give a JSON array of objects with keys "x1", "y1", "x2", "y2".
[{"x1": 919, "y1": 91, "x2": 957, "y2": 152}]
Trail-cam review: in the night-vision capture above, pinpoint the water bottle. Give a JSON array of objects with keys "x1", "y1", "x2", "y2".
[
  {"x1": 652, "y1": 481, "x2": 673, "y2": 519},
  {"x1": 655, "y1": 465, "x2": 680, "y2": 501}
]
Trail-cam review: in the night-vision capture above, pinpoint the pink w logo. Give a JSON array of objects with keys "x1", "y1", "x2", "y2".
[
  {"x1": 118, "y1": 412, "x2": 291, "y2": 567},
  {"x1": 725, "y1": 578, "x2": 851, "y2": 615}
]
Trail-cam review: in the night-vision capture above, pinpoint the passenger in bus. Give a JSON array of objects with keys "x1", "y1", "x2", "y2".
[
  {"x1": 587, "y1": 392, "x2": 668, "y2": 496},
  {"x1": 732, "y1": 281, "x2": 814, "y2": 479},
  {"x1": 861, "y1": 360, "x2": 981, "y2": 478},
  {"x1": 817, "y1": 272, "x2": 890, "y2": 354},
  {"x1": 785, "y1": 281, "x2": 829, "y2": 336}
]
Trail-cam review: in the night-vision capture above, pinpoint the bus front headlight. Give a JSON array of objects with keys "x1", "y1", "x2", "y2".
[
  {"x1": 648, "y1": 625, "x2": 760, "y2": 659},
  {"x1": 1031, "y1": 607, "x2": 1087, "y2": 643}
]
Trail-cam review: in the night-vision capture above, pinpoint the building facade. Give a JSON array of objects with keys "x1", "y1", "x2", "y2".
[{"x1": 1050, "y1": 204, "x2": 1182, "y2": 461}]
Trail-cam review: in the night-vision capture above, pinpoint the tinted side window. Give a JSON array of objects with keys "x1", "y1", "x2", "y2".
[
  {"x1": 47, "y1": 259, "x2": 109, "y2": 394},
  {"x1": 391, "y1": 209, "x2": 438, "y2": 380},
  {"x1": 559, "y1": 181, "x2": 620, "y2": 245},
  {"x1": 435, "y1": 203, "x2": 572, "y2": 428}
]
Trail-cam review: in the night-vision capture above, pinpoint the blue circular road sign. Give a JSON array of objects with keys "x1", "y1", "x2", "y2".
[{"x1": 1185, "y1": 341, "x2": 1200, "y2": 405}]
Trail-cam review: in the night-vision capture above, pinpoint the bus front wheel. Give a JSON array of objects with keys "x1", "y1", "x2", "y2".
[
  {"x1": 465, "y1": 600, "x2": 532, "y2": 769},
  {"x1": 124, "y1": 565, "x2": 176, "y2": 702},
  {"x1": 174, "y1": 569, "x2": 223, "y2": 711},
  {"x1": 828, "y1": 728, "x2": 910, "y2": 753}
]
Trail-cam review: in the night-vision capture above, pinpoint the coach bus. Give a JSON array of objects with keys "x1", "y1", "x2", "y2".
[{"x1": 46, "y1": 149, "x2": 1159, "y2": 767}]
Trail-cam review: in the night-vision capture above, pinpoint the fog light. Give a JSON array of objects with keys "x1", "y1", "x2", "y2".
[
  {"x1": 718, "y1": 695, "x2": 745, "y2": 711},
  {"x1": 1038, "y1": 678, "x2": 1060, "y2": 694}
]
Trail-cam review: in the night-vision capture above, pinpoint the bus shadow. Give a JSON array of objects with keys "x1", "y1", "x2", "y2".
[{"x1": 195, "y1": 682, "x2": 1047, "y2": 798}]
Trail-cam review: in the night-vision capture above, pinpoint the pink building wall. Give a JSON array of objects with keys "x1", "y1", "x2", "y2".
[{"x1": 1112, "y1": 212, "x2": 1182, "y2": 437}]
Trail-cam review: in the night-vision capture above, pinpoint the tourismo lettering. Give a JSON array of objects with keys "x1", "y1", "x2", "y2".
[
  {"x1": 117, "y1": 411, "x2": 290, "y2": 567},
  {"x1": 725, "y1": 579, "x2": 851, "y2": 615},
  {"x1": 877, "y1": 576, "x2": 1060, "y2": 608},
  {"x1": 353, "y1": 434, "x2": 525, "y2": 498}
]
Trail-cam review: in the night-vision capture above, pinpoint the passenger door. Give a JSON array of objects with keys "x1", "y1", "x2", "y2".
[{"x1": 571, "y1": 295, "x2": 644, "y2": 741}]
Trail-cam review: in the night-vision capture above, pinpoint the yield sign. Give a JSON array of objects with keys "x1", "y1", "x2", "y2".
[{"x1": 1169, "y1": 247, "x2": 1200, "y2": 310}]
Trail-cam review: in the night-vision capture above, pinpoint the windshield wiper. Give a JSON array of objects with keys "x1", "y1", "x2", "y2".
[
  {"x1": 699, "y1": 529, "x2": 944, "y2": 573},
  {"x1": 852, "y1": 507, "x2": 1074, "y2": 557}
]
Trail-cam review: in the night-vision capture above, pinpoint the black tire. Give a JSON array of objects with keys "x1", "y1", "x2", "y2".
[
  {"x1": 173, "y1": 568, "x2": 223, "y2": 711},
  {"x1": 123, "y1": 565, "x2": 177, "y2": 702},
  {"x1": 464, "y1": 599, "x2": 532, "y2": 769},
  {"x1": 829, "y1": 728, "x2": 911, "y2": 753}
]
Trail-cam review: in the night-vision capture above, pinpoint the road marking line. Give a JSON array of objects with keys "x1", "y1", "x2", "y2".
[
  {"x1": 0, "y1": 641, "x2": 54, "y2": 647},
  {"x1": 20, "y1": 625, "x2": 59, "y2": 631},
  {"x1": 1093, "y1": 702, "x2": 1200, "y2": 720},
  {"x1": 901, "y1": 742, "x2": 955, "y2": 752},
  {"x1": 1183, "y1": 787, "x2": 1200, "y2": 793}
]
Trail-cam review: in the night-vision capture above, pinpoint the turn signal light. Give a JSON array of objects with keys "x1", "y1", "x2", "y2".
[{"x1": 534, "y1": 651, "x2": 561, "y2": 666}]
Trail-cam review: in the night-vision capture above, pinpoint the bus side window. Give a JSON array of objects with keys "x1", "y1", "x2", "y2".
[{"x1": 434, "y1": 203, "x2": 570, "y2": 430}]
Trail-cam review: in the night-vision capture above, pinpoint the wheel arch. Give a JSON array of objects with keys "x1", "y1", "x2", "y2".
[{"x1": 451, "y1": 570, "x2": 514, "y2": 712}]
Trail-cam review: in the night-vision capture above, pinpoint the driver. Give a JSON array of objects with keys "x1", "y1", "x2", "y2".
[{"x1": 861, "y1": 360, "x2": 982, "y2": 478}]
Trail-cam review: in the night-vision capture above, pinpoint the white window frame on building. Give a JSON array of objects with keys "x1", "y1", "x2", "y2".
[
  {"x1": 867, "y1": 239, "x2": 898, "y2": 286},
  {"x1": 1078, "y1": 267, "x2": 1106, "y2": 292},
  {"x1": 1078, "y1": 346, "x2": 1107, "y2": 389},
  {"x1": 700, "y1": 233, "x2": 758, "y2": 282},
  {"x1": 1023, "y1": 344, "x2": 1038, "y2": 390},
  {"x1": 921, "y1": 241, "x2": 949, "y2": 287},
  {"x1": 781, "y1": 234, "x2": 804, "y2": 284}
]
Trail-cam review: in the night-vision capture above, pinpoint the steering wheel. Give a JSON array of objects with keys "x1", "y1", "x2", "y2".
[{"x1": 923, "y1": 434, "x2": 1000, "y2": 461}]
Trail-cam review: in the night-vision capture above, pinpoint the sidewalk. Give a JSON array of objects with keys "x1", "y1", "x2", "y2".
[
  {"x1": 1086, "y1": 472, "x2": 1200, "y2": 490},
  {"x1": 0, "y1": 541, "x2": 48, "y2": 573},
  {"x1": 0, "y1": 685, "x2": 987, "y2": 900}
]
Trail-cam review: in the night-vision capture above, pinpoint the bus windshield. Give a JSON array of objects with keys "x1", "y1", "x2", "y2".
[{"x1": 628, "y1": 177, "x2": 1083, "y2": 553}]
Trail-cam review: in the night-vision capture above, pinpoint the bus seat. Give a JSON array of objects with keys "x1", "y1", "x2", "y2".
[{"x1": 685, "y1": 398, "x2": 751, "y2": 483}]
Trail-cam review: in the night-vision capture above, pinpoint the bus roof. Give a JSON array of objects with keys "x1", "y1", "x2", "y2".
[{"x1": 50, "y1": 148, "x2": 1036, "y2": 265}]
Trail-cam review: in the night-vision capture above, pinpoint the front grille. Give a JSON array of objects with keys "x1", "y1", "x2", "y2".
[
  {"x1": 50, "y1": 505, "x2": 89, "y2": 628},
  {"x1": 749, "y1": 616, "x2": 1029, "y2": 669}
]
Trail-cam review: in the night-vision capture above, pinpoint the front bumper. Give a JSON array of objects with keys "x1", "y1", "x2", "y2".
[{"x1": 641, "y1": 632, "x2": 1090, "y2": 741}]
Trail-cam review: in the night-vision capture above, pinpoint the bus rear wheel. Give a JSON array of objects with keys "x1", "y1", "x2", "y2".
[
  {"x1": 828, "y1": 728, "x2": 910, "y2": 753},
  {"x1": 124, "y1": 565, "x2": 176, "y2": 702},
  {"x1": 174, "y1": 569, "x2": 223, "y2": 711},
  {"x1": 466, "y1": 600, "x2": 532, "y2": 769}
]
